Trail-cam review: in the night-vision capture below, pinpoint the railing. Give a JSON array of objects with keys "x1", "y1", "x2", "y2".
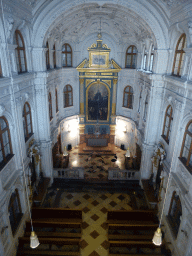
[
  {"x1": 53, "y1": 167, "x2": 84, "y2": 179},
  {"x1": 108, "y1": 168, "x2": 140, "y2": 180}
]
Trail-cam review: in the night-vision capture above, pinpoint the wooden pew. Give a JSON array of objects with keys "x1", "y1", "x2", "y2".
[
  {"x1": 32, "y1": 207, "x2": 82, "y2": 220},
  {"x1": 107, "y1": 210, "x2": 158, "y2": 223},
  {"x1": 24, "y1": 231, "x2": 81, "y2": 238},
  {"x1": 25, "y1": 219, "x2": 82, "y2": 231},
  {"x1": 17, "y1": 250, "x2": 79, "y2": 255},
  {"x1": 17, "y1": 237, "x2": 80, "y2": 256},
  {"x1": 109, "y1": 240, "x2": 162, "y2": 255}
]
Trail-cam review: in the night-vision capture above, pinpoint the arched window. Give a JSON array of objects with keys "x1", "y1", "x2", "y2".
[
  {"x1": 143, "y1": 53, "x2": 147, "y2": 70},
  {"x1": 162, "y1": 105, "x2": 173, "y2": 144},
  {"x1": 143, "y1": 93, "x2": 149, "y2": 121},
  {"x1": 48, "y1": 92, "x2": 53, "y2": 121},
  {"x1": 62, "y1": 44, "x2": 72, "y2": 67},
  {"x1": 53, "y1": 44, "x2": 56, "y2": 68},
  {"x1": 0, "y1": 116, "x2": 13, "y2": 170},
  {"x1": 0, "y1": 61, "x2": 2, "y2": 77},
  {"x1": 125, "y1": 45, "x2": 137, "y2": 69},
  {"x1": 138, "y1": 88, "x2": 142, "y2": 113},
  {"x1": 123, "y1": 86, "x2": 133, "y2": 109},
  {"x1": 55, "y1": 88, "x2": 58, "y2": 113},
  {"x1": 180, "y1": 120, "x2": 192, "y2": 171},
  {"x1": 149, "y1": 45, "x2": 154, "y2": 72},
  {"x1": 23, "y1": 102, "x2": 33, "y2": 142},
  {"x1": 172, "y1": 34, "x2": 186, "y2": 77},
  {"x1": 64, "y1": 85, "x2": 73, "y2": 108},
  {"x1": 167, "y1": 191, "x2": 182, "y2": 238},
  {"x1": 8, "y1": 189, "x2": 22, "y2": 236},
  {"x1": 15, "y1": 30, "x2": 27, "y2": 73},
  {"x1": 46, "y1": 41, "x2": 50, "y2": 70}
]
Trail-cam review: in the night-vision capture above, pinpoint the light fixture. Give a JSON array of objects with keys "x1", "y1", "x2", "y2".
[
  {"x1": 152, "y1": 227, "x2": 162, "y2": 246},
  {"x1": 125, "y1": 147, "x2": 130, "y2": 157},
  {"x1": 63, "y1": 146, "x2": 68, "y2": 156},
  {"x1": 152, "y1": 139, "x2": 177, "y2": 246},
  {"x1": 30, "y1": 231, "x2": 40, "y2": 249}
]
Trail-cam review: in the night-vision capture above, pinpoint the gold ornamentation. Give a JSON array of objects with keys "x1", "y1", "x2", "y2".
[
  {"x1": 29, "y1": 139, "x2": 35, "y2": 148},
  {"x1": 113, "y1": 78, "x2": 118, "y2": 86},
  {"x1": 112, "y1": 103, "x2": 116, "y2": 115},
  {"x1": 104, "y1": 80, "x2": 111, "y2": 88},
  {"x1": 101, "y1": 73, "x2": 113, "y2": 76},
  {"x1": 80, "y1": 103, "x2": 84, "y2": 114},
  {"x1": 79, "y1": 78, "x2": 84, "y2": 85},
  {"x1": 86, "y1": 79, "x2": 95, "y2": 87}
]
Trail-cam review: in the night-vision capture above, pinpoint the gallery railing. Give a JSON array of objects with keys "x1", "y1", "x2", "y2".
[
  {"x1": 108, "y1": 168, "x2": 140, "y2": 180},
  {"x1": 53, "y1": 167, "x2": 84, "y2": 179}
]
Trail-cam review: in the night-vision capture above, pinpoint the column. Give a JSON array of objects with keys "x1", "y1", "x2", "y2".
[
  {"x1": 112, "y1": 78, "x2": 118, "y2": 116},
  {"x1": 140, "y1": 79, "x2": 164, "y2": 179},
  {"x1": 34, "y1": 72, "x2": 53, "y2": 178},
  {"x1": 79, "y1": 78, "x2": 84, "y2": 116}
]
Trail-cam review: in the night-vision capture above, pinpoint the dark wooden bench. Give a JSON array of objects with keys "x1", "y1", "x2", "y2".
[
  {"x1": 108, "y1": 234, "x2": 153, "y2": 241},
  {"x1": 17, "y1": 237, "x2": 80, "y2": 256},
  {"x1": 107, "y1": 210, "x2": 158, "y2": 223},
  {"x1": 32, "y1": 207, "x2": 82, "y2": 220},
  {"x1": 109, "y1": 254, "x2": 162, "y2": 256},
  {"x1": 24, "y1": 231, "x2": 81, "y2": 238},
  {"x1": 17, "y1": 250, "x2": 79, "y2": 255},
  {"x1": 25, "y1": 219, "x2": 82, "y2": 231}
]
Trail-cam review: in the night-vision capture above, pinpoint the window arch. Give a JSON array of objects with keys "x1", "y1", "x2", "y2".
[
  {"x1": 15, "y1": 30, "x2": 27, "y2": 73},
  {"x1": 172, "y1": 33, "x2": 186, "y2": 77},
  {"x1": 0, "y1": 116, "x2": 13, "y2": 170},
  {"x1": 149, "y1": 45, "x2": 154, "y2": 72},
  {"x1": 23, "y1": 102, "x2": 33, "y2": 142},
  {"x1": 167, "y1": 191, "x2": 182, "y2": 238},
  {"x1": 46, "y1": 41, "x2": 50, "y2": 70},
  {"x1": 53, "y1": 44, "x2": 56, "y2": 68},
  {"x1": 143, "y1": 53, "x2": 147, "y2": 70},
  {"x1": 125, "y1": 45, "x2": 137, "y2": 69},
  {"x1": 62, "y1": 44, "x2": 72, "y2": 67},
  {"x1": 64, "y1": 85, "x2": 73, "y2": 108},
  {"x1": 180, "y1": 120, "x2": 192, "y2": 171},
  {"x1": 8, "y1": 189, "x2": 23, "y2": 236},
  {"x1": 162, "y1": 105, "x2": 173, "y2": 144},
  {"x1": 48, "y1": 92, "x2": 53, "y2": 121},
  {"x1": 55, "y1": 88, "x2": 59, "y2": 113},
  {"x1": 123, "y1": 86, "x2": 133, "y2": 109}
]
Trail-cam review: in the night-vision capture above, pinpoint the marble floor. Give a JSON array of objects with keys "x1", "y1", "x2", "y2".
[
  {"x1": 43, "y1": 188, "x2": 147, "y2": 256},
  {"x1": 68, "y1": 145, "x2": 126, "y2": 180}
]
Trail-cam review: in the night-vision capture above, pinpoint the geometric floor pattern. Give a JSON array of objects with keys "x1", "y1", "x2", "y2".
[
  {"x1": 43, "y1": 189, "x2": 147, "y2": 256},
  {"x1": 68, "y1": 145, "x2": 127, "y2": 181}
]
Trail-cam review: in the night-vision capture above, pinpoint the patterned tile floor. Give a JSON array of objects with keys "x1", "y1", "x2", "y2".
[
  {"x1": 43, "y1": 189, "x2": 147, "y2": 256},
  {"x1": 68, "y1": 145, "x2": 126, "y2": 180}
]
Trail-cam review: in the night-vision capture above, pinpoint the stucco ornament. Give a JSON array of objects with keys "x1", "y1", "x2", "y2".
[
  {"x1": 188, "y1": 21, "x2": 192, "y2": 45},
  {"x1": 5, "y1": 16, "x2": 14, "y2": 41},
  {"x1": 0, "y1": 105, "x2": 5, "y2": 116},
  {"x1": 151, "y1": 143, "x2": 166, "y2": 183},
  {"x1": 24, "y1": 93, "x2": 29, "y2": 100}
]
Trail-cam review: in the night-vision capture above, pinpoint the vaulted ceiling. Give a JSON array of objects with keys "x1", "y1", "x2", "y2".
[{"x1": 31, "y1": 0, "x2": 188, "y2": 49}]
